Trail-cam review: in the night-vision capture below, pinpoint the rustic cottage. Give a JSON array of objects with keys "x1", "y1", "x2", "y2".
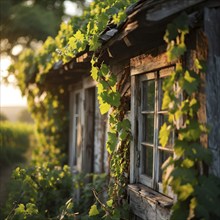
[{"x1": 45, "y1": 0, "x2": 220, "y2": 219}]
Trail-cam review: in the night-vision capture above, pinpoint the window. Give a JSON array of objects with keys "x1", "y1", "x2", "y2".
[
  {"x1": 137, "y1": 67, "x2": 174, "y2": 195},
  {"x1": 70, "y1": 84, "x2": 98, "y2": 173}
]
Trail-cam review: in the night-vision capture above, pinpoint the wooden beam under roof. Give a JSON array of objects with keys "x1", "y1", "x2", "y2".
[{"x1": 98, "y1": 0, "x2": 207, "y2": 64}]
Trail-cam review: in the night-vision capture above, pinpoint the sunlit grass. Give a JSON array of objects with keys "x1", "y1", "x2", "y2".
[{"x1": 0, "y1": 121, "x2": 37, "y2": 168}]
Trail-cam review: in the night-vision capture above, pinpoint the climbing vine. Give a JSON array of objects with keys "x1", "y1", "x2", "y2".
[
  {"x1": 89, "y1": 59, "x2": 131, "y2": 218},
  {"x1": 10, "y1": 0, "x2": 136, "y2": 163},
  {"x1": 10, "y1": 0, "x2": 136, "y2": 218},
  {"x1": 160, "y1": 13, "x2": 220, "y2": 220},
  {"x1": 8, "y1": 0, "x2": 220, "y2": 219}
]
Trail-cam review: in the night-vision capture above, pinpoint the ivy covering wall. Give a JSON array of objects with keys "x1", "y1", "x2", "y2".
[{"x1": 9, "y1": 0, "x2": 220, "y2": 219}]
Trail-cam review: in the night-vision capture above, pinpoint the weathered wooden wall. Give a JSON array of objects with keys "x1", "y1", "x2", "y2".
[{"x1": 94, "y1": 95, "x2": 108, "y2": 173}]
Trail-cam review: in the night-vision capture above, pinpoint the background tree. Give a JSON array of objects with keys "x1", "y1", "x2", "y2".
[{"x1": 0, "y1": 0, "x2": 86, "y2": 59}]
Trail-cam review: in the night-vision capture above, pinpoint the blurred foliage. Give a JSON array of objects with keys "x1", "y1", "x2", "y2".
[
  {"x1": 2, "y1": 166, "x2": 107, "y2": 219},
  {"x1": 3, "y1": 164, "x2": 73, "y2": 220},
  {"x1": 0, "y1": 0, "x2": 86, "y2": 58},
  {"x1": 7, "y1": 0, "x2": 136, "y2": 219},
  {"x1": 72, "y1": 173, "x2": 108, "y2": 218},
  {"x1": 0, "y1": 112, "x2": 8, "y2": 121},
  {"x1": 0, "y1": 117, "x2": 107, "y2": 219},
  {"x1": 8, "y1": 0, "x2": 136, "y2": 172},
  {"x1": 0, "y1": 121, "x2": 36, "y2": 168},
  {"x1": 18, "y1": 109, "x2": 34, "y2": 124}
]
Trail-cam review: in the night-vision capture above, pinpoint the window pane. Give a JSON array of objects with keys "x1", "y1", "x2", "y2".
[
  {"x1": 143, "y1": 114, "x2": 154, "y2": 143},
  {"x1": 75, "y1": 93, "x2": 79, "y2": 114},
  {"x1": 159, "y1": 150, "x2": 173, "y2": 182},
  {"x1": 73, "y1": 117, "x2": 78, "y2": 165},
  {"x1": 158, "y1": 78, "x2": 164, "y2": 111},
  {"x1": 142, "y1": 145, "x2": 153, "y2": 177},
  {"x1": 142, "y1": 80, "x2": 155, "y2": 111}
]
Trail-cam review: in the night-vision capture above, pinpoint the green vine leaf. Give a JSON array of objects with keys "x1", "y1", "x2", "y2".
[
  {"x1": 119, "y1": 130, "x2": 128, "y2": 141},
  {"x1": 183, "y1": 70, "x2": 199, "y2": 95},
  {"x1": 159, "y1": 123, "x2": 171, "y2": 147},
  {"x1": 91, "y1": 65, "x2": 98, "y2": 81},
  {"x1": 15, "y1": 204, "x2": 25, "y2": 214},
  {"x1": 106, "y1": 199, "x2": 113, "y2": 207},
  {"x1": 164, "y1": 23, "x2": 179, "y2": 42},
  {"x1": 167, "y1": 43, "x2": 186, "y2": 61},
  {"x1": 195, "y1": 176, "x2": 220, "y2": 218},
  {"x1": 181, "y1": 158, "x2": 194, "y2": 168},
  {"x1": 89, "y1": 204, "x2": 99, "y2": 216},
  {"x1": 162, "y1": 92, "x2": 172, "y2": 110},
  {"x1": 113, "y1": 10, "x2": 126, "y2": 24},
  {"x1": 107, "y1": 132, "x2": 118, "y2": 153},
  {"x1": 99, "y1": 101, "x2": 110, "y2": 115},
  {"x1": 178, "y1": 184, "x2": 194, "y2": 201},
  {"x1": 100, "y1": 91, "x2": 120, "y2": 107},
  {"x1": 100, "y1": 64, "x2": 110, "y2": 76},
  {"x1": 179, "y1": 121, "x2": 201, "y2": 141}
]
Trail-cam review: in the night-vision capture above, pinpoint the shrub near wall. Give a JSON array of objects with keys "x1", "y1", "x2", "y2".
[{"x1": 0, "y1": 121, "x2": 35, "y2": 168}]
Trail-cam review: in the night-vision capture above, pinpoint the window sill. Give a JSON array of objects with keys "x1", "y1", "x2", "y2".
[{"x1": 128, "y1": 184, "x2": 173, "y2": 220}]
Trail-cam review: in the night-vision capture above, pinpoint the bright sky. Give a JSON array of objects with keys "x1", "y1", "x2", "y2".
[{"x1": 0, "y1": 57, "x2": 27, "y2": 107}]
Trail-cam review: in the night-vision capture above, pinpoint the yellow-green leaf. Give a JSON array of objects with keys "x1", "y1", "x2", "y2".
[
  {"x1": 182, "y1": 158, "x2": 194, "y2": 168},
  {"x1": 75, "y1": 30, "x2": 84, "y2": 42},
  {"x1": 91, "y1": 66, "x2": 98, "y2": 81},
  {"x1": 89, "y1": 204, "x2": 99, "y2": 216},
  {"x1": 184, "y1": 70, "x2": 195, "y2": 83},
  {"x1": 106, "y1": 199, "x2": 113, "y2": 207},
  {"x1": 159, "y1": 123, "x2": 171, "y2": 147},
  {"x1": 179, "y1": 184, "x2": 194, "y2": 200},
  {"x1": 100, "y1": 102, "x2": 110, "y2": 114}
]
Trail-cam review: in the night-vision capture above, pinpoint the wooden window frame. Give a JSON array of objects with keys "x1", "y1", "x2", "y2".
[
  {"x1": 69, "y1": 76, "x2": 98, "y2": 173},
  {"x1": 130, "y1": 55, "x2": 176, "y2": 198},
  {"x1": 138, "y1": 67, "x2": 174, "y2": 197}
]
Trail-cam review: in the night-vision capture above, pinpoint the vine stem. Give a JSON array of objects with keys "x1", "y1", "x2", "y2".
[{"x1": 92, "y1": 189, "x2": 110, "y2": 214}]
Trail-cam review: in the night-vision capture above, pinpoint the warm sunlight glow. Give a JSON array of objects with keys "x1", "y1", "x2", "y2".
[
  {"x1": 11, "y1": 44, "x2": 23, "y2": 56},
  {"x1": 0, "y1": 56, "x2": 27, "y2": 107},
  {"x1": 64, "y1": 1, "x2": 83, "y2": 16}
]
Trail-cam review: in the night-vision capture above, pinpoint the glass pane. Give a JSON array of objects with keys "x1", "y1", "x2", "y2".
[
  {"x1": 159, "y1": 150, "x2": 173, "y2": 182},
  {"x1": 75, "y1": 93, "x2": 79, "y2": 114},
  {"x1": 159, "y1": 114, "x2": 173, "y2": 149},
  {"x1": 159, "y1": 78, "x2": 164, "y2": 111},
  {"x1": 143, "y1": 114, "x2": 154, "y2": 144},
  {"x1": 73, "y1": 127, "x2": 78, "y2": 165},
  {"x1": 73, "y1": 117, "x2": 78, "y2": 165},
  {"x1": 142, "y1": 145, "x2": 153, "y2": 177},
  {"x1": 142, "y1": 80, "x2": 155, "y2": 111}
]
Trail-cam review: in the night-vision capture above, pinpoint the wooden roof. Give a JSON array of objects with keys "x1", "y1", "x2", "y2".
[
  {"x1": 45, "y1": 0, "x2": 220, "y2": 84},
  {"x1": 98, "y1": 0, "x2": 209, "y2": 64},
  {"x1": 44, "y1": 51, "x2": 92, "y2": 85}
]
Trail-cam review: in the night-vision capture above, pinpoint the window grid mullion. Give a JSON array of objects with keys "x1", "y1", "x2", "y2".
[
  {"x1": 153, "y1": 72, "x2": 159, "y2": 189},
  {"x1": 73, "y1": 94, "x2": 78, "y2": 166}
]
